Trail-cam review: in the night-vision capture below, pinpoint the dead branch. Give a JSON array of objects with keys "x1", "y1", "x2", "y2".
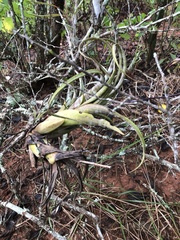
[
  {"x1": 51, "y1": 193, "x2": 105, "y2": 240},
  {"x1": 146, "y1": 154, "x2": 180, "y2": 172},
  {"x1": 0, "y1": 200, "x2": 66, "y2": 240}
]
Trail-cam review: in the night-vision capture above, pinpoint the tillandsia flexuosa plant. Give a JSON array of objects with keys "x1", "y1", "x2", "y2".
[{"x1": 26, "y1": 38, "x2": 145, "y2": 204}]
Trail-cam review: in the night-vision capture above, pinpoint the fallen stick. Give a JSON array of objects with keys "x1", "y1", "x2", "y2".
[
  {"x1": 0, "y1": 200, "x2": 66, "y2": 240},
  {"x1": 145, "y1": 154, "x2": 180, "y2": 172}
]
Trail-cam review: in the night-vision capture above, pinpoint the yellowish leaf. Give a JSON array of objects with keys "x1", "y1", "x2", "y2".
[
  {"x1": 158, "y1": 103, "x2": 167, "y2": 114},
  {"x1": 2, "y1": 17, "x2": 14, "y2": 33},
  {"x1": 29, "y1": 144, "x2": 40, "y2": 158}
]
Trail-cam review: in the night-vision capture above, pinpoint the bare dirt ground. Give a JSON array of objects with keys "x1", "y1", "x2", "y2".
[{"x1": 0, "y1": 128, "x2": 180, "y2": 239}]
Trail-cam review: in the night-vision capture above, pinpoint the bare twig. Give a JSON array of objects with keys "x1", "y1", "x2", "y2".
[
  {"x1": 0, "y1": 29, "x2": 21, "y2": 59},
  {"x1": 145, "y1": 154, "x2": 180, "y2": 172},
  {"x1": 142, "y1": 182, "x2": 176, "y2": 214},
  {"x1": 79, "y1": 160, "x2": 111, "y2": 168},
  {"x1": 51, "y1": 194, "x2": 105, "y2": 240},
  {"x1": 120, "y1": 92, "x2": 166, "y2": 112},
  {"x1": 0, "y1": 200, "x2": 66, "y2": 240},
  {"x1": 16, "y1": 33, "x2": 100, "y2": 83},
  {"x1": 0, "y1": 116, "x2": 34, "y2": 173},
  {"x1": 154, "y1": 53, "x2": 179, "y2": 166},
  {"x1": 101, "y1": 0, "x2": 180, "y2": 37}
]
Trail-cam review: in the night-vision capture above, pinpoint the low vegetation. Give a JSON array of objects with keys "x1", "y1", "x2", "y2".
[{"x1": 0, "y1": 0, "x2": 180, "y2": 239}]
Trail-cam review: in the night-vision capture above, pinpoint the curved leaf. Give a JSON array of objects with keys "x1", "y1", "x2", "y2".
[{"x1": 48, "y1": 69, "x2": 102, "y2": 107}]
